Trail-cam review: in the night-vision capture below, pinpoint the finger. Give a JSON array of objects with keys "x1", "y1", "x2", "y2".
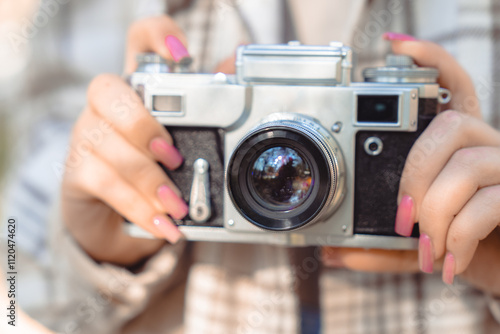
[
  {"x1": 460, "y1": 229, "x2": 500, "y2": 294},
  {"x1": 396, "y1": 111, "x2": 500, "y2": 223},
  {"x1": 125, "y1": 15, "x2": 188, "y2": 74},
  {"x1": 87, "y1": 75, "x2": 183, "y2": 170},
  {"x1": 69, "y1": 150, "x2": 183, "y2": 244},
  {"x1": 443, "y1": 186, "x2": 500, "y2": 283},
  {"x1": 388, "y1": 38, "x2": 480, "y2": 118},
  {"x1": 62, "y1": 193, "x2": 166, "y2": 265},
  {"x1": 322, "y1": 247, "x2": 420, "y2": 273},
  {"x1": 322, "y1": 247, "x2": 446, "y2": 273},
  {"x1": 418, "y1": 147, "x2": 500, "y2": 271},
  {"x1": 78, "y1": 110, "x2": 188, "y2": 219}
]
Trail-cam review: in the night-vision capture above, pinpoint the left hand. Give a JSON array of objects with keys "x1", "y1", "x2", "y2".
[{"x1": 323, "y1": 35, "x2": 500, "y2": 295}]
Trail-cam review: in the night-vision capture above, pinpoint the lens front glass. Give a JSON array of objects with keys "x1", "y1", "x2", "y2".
[
  {"x1": 250, "y1": 147, "x2": 313, "y2": 210},
  {"x1": 227, "y1": 125, "x2": 337, "y2": 231}
]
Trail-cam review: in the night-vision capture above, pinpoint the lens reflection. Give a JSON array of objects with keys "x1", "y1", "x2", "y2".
[{"x1": 251, "y1": 147, "x2": 313, "y2": 209}]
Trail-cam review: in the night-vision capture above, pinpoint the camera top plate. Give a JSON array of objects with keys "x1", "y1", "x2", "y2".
[{"x1": 236, "y1": 41, "x2": 352, "y2": 86}]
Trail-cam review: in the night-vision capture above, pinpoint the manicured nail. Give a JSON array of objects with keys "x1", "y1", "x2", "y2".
[
  {"x1": 165, "y1": 35, "x2": 190, "y2": 62},
  {"x1": 419, "y1": 233, "x2": 434, "y2": 273},
  {"x1": 158, "y1": 185, "x2": 188, "y2": 220},
  {"x1": 153, "y1": 216, "x2": 182, "y2": 244},
  {"x1": 395, "y1": 195, "x2": 415, "y2": 236},
  {"x1": 442, "y1": 252, "x2": 455, "y2": 285},
  {"x1": 150, "y1": 138, "x2": 183, "y2": 170},
  {"x1": 383, "y1": 32, "x2": 417, "y2": 41}
]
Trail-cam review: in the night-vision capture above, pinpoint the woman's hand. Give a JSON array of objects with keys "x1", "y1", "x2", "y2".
[
  {"x1": 323, "y1": 34, "x2": 500, "y2": 295},
  {"x1": 62, "y1": 16, "x2": 189, "y2": 266}
]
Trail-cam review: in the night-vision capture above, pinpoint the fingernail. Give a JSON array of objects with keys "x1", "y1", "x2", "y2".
[
  {"x1": 395, "y1": 195, "x2": 414, "y2": 237},
  {"x1": 419, "y1": 233, "x2": 434, "y2": 273},
  {"x1": 322, "y1": 248, "x2": 344, "y2": 268},
  {"x1": 383, "y1": 32, "x2": 417, "y2": 41},
  {"x1": 442, "y1": 252, "x2": 455, "y2": 285},
  {"x1": 158, "y1": 185, "x2": 188, "y2": 220},
  {"x1": 165, "y1": 35, "x2": 190, "y2": 62},
  {"x1": 150, "y1": 138, "x2": 183, "y2": 169},
  {"x1": 153, "y1": 216, "x2": 182, "y2": 244}
]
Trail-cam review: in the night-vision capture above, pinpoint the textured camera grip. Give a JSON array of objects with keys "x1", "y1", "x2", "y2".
[
  {"x1": 161, "y1": 127, "x2": 225, "y2": 227},
  {"x1": 353, "y1": 99, "x2": 437, "y2": 237}
]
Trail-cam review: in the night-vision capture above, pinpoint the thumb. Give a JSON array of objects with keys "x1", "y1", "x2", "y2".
[{"x1": 322, "y1": 247, "x2": 445, "y2": 273}]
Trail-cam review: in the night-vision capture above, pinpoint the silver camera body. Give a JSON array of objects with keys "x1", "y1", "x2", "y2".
[{"x1": 127, "y1": 41, "x2": 450, "y2": 250}]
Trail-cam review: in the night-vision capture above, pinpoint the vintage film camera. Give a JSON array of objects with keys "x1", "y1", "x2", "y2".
[{"x1": 126, "y1": 41, "x2": 450, "y2": 249}]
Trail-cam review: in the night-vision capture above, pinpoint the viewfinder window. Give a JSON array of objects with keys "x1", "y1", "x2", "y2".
[{"x1": 357, "y1": 95, "x2": 399, "y2": 123}]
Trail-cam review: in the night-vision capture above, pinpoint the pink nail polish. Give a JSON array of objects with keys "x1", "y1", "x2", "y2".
[
  {"x1": 150, "y1": 138, "x2": 183, "y2": 170},
  {"x1": 395, "y1": 195, "x2": 414, "y2": 236},
  {"x1": 419, "y1": 233, "x2": 434, "y2": 273},
  {"x1": 442, "y1": 252, "x2": 455, "y2": 285},
  {"x1": 165, "y1": 35, "x2": 190, "y2": 62},
  {"x1": 158, "y1": 185, "x2": 188, "y2": 220},
  {"x1": 153, "y1": 216, "x2": 182, "y2": 244},
  {"x1": 382, "y1": 32, "x2": 417, "y2": 41}
]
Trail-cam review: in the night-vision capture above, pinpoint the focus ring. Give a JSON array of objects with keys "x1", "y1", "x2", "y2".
[{"x1": 227, "y1": 114, "x2": 345, "y2": 231}]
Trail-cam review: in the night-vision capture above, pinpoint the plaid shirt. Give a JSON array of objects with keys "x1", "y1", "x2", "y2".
[{"x1": 2, "y1": 0, "x2": 500, "y2": 333}]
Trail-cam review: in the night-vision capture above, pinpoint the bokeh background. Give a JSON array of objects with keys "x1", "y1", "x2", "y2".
[{"x1": 0, "y1": 0, "x2": 34, "y2": 218}]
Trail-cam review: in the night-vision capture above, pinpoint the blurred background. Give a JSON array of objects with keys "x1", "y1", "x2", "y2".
[
  {"x1": 0, "y1": 0, "x2": 35, "y2": 216},
  {"x1": 0, "y1": 112, "x2": 7, "y2": 197},
  {"x1": 0, "y1": 1, "x2": 168, "y2": 331}
]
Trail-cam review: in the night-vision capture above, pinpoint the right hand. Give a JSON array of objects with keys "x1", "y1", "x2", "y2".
[{"x1": 62, "y1": 16, "x2": 189, "y2": 266}]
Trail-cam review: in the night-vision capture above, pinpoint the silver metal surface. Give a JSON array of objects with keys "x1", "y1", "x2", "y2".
[
  {"x1": 385, "y1": 54, "x2": 414, "y2": 67},
  {"x1": 189, "y1": 159, "x2": 211, "y2": 223},
  {"x1": 136, "y1": 53, "x2": 170, "y2": 73},
  {"x1": 352, "y1": 88, "x2": 419, "y2": 131},
  {"x1": 353, "y1": 82, "x2": 440, "y2": 99},
  {"x1": 363, "y1": 54, "x2": 439, "y2": 84},
  {"x1": 331, "y1": 121, "x2": 342, "y2": 133},
  {"x1": 136, "y1": 52, "x2": 192, "y2": 74},
  {"x1": 124, "y1": 224, "x2": 418, "y2": 250},
  {"x1": 236, "y1": 42, "x2": 352, "y2": 86},
  {"x1": 137, "y1": 53, "x2": 166, "y2": 64}
]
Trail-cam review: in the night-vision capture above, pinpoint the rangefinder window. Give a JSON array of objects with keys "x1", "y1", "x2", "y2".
[{"x1": 357, "y1": 95, "x2": 399, "y2": 123}]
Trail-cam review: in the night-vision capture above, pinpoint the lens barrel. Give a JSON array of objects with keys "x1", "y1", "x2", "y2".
[{"x1": 227, "y1": 115, "x2": 344, "y2": 231}]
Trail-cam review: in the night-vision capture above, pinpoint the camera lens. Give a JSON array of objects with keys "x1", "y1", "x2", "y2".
[
  {"x1": 250, "y1": 147, "x2": 313, "y2": 209},
  {"x1": 227, "y1": 115, "x2": 345, "y2": 231}
]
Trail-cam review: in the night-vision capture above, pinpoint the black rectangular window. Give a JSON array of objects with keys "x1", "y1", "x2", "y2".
[{"x1": 357, "y1": 95, "x2": 399, "y2": 123}]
